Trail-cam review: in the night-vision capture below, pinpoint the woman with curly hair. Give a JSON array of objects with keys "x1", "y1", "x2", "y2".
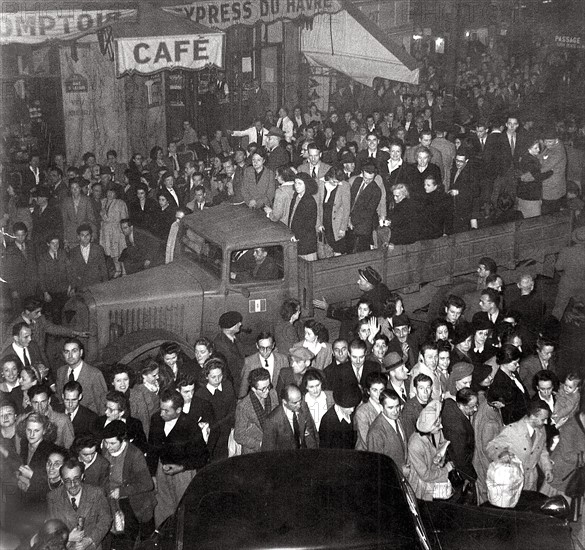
[
  {"x1": 274, "y1": 298, "x2": 303, "y2": 354},
  {"x1": 295, "y1": 319, "x2": 332, "y2": 371}
]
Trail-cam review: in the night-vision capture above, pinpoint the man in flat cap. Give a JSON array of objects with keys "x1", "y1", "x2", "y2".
[
  {"x1": 265, "y1": 127, "x2": 290, "y2": 172},
  {"x1": 261, "y1": 383, "x2": 318, "y2": 451},
  {"x1": 213, "y1": 311, "x2": 245, "y2": 384}
]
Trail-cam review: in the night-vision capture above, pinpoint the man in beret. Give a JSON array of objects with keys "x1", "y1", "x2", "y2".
[
  {"x1": 318, "y1": 384, "x2": 361, "y2": 449},
  {"x1": 213, "y1": 311, "x2": 245, "y2": 384},
  {"x1": 277, "y1": 346, "x2": 314, "y2": 394},
  {"x1": 265, "y1": 127, "x2": 290, "y2": 172}
]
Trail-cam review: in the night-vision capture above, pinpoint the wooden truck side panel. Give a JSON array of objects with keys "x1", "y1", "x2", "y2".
[{"x1": 299, "y1": 213, "x2": 571, "y2": 313}]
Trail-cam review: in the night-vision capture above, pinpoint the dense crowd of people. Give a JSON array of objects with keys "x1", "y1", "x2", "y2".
[
  {"x1": 1, "y1": 29, "x2": 585, "y2": 548},
  {"x1": 1, "y1": 249, "x2": 585, "y2": 548}
]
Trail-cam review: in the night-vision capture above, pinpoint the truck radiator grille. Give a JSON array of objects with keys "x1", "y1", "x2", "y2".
[{"x1": 108, "y1": 304, "x2": 186, "y2": 343}]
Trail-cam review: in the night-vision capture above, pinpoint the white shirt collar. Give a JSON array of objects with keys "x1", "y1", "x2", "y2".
[
  {"x1": 207, "y1": 383, "x2": 223, "y2": 395},
  {"x1": 164, "y1": 416, "x2": 179, "y2": 436},
  {"x1": 334, "y1": 404, "x2": 352, "y2": 424}
]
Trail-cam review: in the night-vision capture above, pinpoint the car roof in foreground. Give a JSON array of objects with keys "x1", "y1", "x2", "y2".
[{"x1": 181, "y1": 449, "x2": 423, "y2": 550}]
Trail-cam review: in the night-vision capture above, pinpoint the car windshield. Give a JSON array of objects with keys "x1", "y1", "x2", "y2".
[{"x1": 181, "y1": 227, "x2": 223, "y2": 278}]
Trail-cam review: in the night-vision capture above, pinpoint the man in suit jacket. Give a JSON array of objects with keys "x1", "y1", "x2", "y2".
[
  {"x1": 366, "y1": 389, "x2": 409, "y2": 473},
  {"x1": 386, "y1": 314, "x2": 419, "y2": 370},
  {"x1": 61, "y1": 180, "x2": 97, "y2": 248},
  {"x1": 441, "y1": 388, "x2": 478, "y2": 482},
  {"x1": 31, "y1": 186, "x2": 63, "y2": 252},
  {"x1": 347, "y1": 163, "x2": 382, "y2": 253},
  {"x1": 27, "y1": 384, "x2": 75, "y2": 448},
  {"x1": 487, "y1": 400, "x2": 553, "y2": 490},
  {"x1": 519, "y1": 341, "x2": 557, "y2": 397},
  {"x1": 326, "y1": 339, "x2": 380, "y2": 396},
  {"x1": 356, "y1": 133, "x2": 390, "y2": 177},
  {"x1": 193, "y1": 134, "x2": 212, "y2": 163},
  {"x1": 297, "y1": 142, "x2": 331, "y2": 181},
  {"x1": 47, "y1": 458, "x2": 112, "y2": 550},
  {"x1": 230, "y1": 119, "x2": 269, "y2": 148},
  {"x1": 238, "y1": 332, "x2": 287, "y2": 398},
  {"x1": 235, "y1": 368, "x2": 279, "y2": 453},
  {"x1": 147, "y1": 389, "x2": 209, "y2": 527},
  {"x1": 448, "y1": 149, "x2": 480, "y2": 233},
  {"x1": 56, "y1": 338, "x2": 107, "y2": 415},
  {"x1": 1, "y1": 322, "x2": 44, "y2": 370},
  {"x1": 59, "y1": 380, "x2": 99, "y2": 437},
  {"x1": 354, "y1": 372, "x2": 387, "y2": 450},
  {"x1": 69, "y1": 224, "x2": 108, "y2": 290},
  {"x1": 261, "y1": 384, "x2": 319, "y2": 450},
  {"x1": 265, "y1": 128, "x2": 291, "y2": 172},
  {"x1": 1, "y1": 222, "x2": 38, "y2": 311}
]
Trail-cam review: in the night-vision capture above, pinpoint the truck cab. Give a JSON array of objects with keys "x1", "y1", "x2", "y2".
[{"x1": 68, "y1": 205, "x2": 297, "y2": 363}]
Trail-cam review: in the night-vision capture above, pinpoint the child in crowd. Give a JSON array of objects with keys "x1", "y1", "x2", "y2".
[{"x1": 553, "y1": 372, "x2": 581, "y2": 428}]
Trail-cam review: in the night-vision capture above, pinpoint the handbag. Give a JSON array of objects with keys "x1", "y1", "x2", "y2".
[
  {"x1": 317, "y1": 232, "x2": 334, "y2": 259},
  {"x1": 110, "y1": 500, "x2": 125, "y2": 534},
  {"x1": 433, "y1": 479, "x2": 454, "y2": 500}
]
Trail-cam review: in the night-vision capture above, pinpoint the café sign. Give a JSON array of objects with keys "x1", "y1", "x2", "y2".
[
  {"x1": 0, "y1": 8, "x2": 137, "y2": 44},
  {"x1": 116, "y1": 34, "x2": 224, "y2": 76},
  {"x1": 163, "y1": 0, "x2": 343, "y2": 30}
]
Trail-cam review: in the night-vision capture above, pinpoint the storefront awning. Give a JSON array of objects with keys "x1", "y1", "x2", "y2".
[
  {"x1": 110, "y1": 3, "x2": 224, "y2": 76},
  {"x1": 301, "y1": 1, "x2": 419, "y2": 85}
]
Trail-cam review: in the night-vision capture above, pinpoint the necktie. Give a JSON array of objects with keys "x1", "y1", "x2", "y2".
[
  {"x1": 530, "y1": 429, "x2": 537, "y2": 448},
  {"x1": 400, "y1": 387, "x2": 407, "y2": 402},
  {"x1": 396, "y1": 420, "x2": 406, "y2": 449},
  {"x1": 265, "y1": 359, "x2": 269, "y2": 369},
  {"x1": 71, "y1": 497, "x2": 78, "y2": 511},
  {"x1": 257, "y1": 131, "x2": 262, "y2": 144},
  {"x1": 23, "y1": 348, "x2": 30, "y2": 367},
  {"x1": 353, "y1": 180, "x2": 367, "y2": 206},
  {"x1": 68, "y1": 412, "x2": 73, "y2": 420},
  {"x1": 311, "y1": 166, "x2": 316, "y2": 179},
  {"x1": 278, "y1": 119, "x2": 283, "y2": 130},
  {"x1": 401, "y1": 342, "x2": 410, "y2": 362},
  {"x1": 69, "y1": 369, "x2": 75, "y2": 382},
  {"x1": 510, "y1": 134, "x2": 515, "y2": 155},
  {"x1": 292, "y1": 413, "x2": 301, "y2": 449}
]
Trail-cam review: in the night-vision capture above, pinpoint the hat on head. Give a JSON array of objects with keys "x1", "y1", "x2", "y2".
[
  {"x1": 471, "y1": 363, "x2": 493, "y2": 389},
  {"x1": 334, "y1": 384, "x2": 363, "y2": 408},
  {"x1": 100, "y1": 166, "x2": 113, "y2": 177},
  {"x1": 289, "y1": 346, "x2": 314, "y2": 362},
  {"x1": 33, "y1": 186, "x2": 51, "y2": 198},
  {"x1": 218, "y1": 311, "x2": 243, "y2": 329},
  {"x1": 473, "y1": 317, "x2": 493, "y2": 332},
  {"x1": 101, "y1": 420, "x2": 127, "y2": 440},
  {"x1": 383, "y1": 351, "x2": 405, "y2": 371},
  {"x1": 340, "y1": 151, "x2": 356, "y2": 164},
  {"x1": 267, "y1": 127, "x2": 284, "y2": 138},
  {"x1": 446, "y1": 362, "x2": 474, "y2": 395},
  {"x1": 479, "y1": 256, "x2": 497, "y2": 274},
  {"x1": 452, "y1": 320, "x2": 473, "y2": 346},
  {"x1": 572, "y1": 227, "x2": 585, "y2": 244},
  {"x1": 358, "y1": 266, "x2": 381, "y2": 286},
  {"x1": 391, "y1": 313, "x2": 410, "y2": 329},
  {"x1": 416, "y1": 399, "x2": 442, "y2": 432}
]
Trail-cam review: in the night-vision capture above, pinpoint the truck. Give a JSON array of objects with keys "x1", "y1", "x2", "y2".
[{"x1": 64, "y1": 204, "x2": 572, "y2": 364}]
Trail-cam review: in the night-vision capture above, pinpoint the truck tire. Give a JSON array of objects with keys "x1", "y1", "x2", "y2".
[{"x1": 100, "y1": 329, "x2": 196, "y2": 366}]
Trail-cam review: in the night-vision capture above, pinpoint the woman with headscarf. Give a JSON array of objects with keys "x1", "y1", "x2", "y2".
[{"x1": 407, "y1": 400, "x2": 455, "y2": 501}]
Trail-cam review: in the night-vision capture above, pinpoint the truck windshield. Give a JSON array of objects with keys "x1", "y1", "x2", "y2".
[{"x1": 182, "y1": 227, "x2": 223, "y2": 278}]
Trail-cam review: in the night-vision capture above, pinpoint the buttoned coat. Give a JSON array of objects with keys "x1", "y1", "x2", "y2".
[
  {"x1": 241, "y1": 166, "x2": 276, "y2": 208},
  {"x1": 69, "y1": 243, "x2": 109, "y2": 290},
  {"x1": 47, "y1": 484, "x2": 112, "y2": 550},
  {"x1": 486, "y1": 417, "x2": 552, "y2": 490},
  {"x1": 234, "y1": 389, "x2": 279, "y2": 454},
  {"x1": 261, "y1": 403, "x2": 319, "y2": 451}
]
